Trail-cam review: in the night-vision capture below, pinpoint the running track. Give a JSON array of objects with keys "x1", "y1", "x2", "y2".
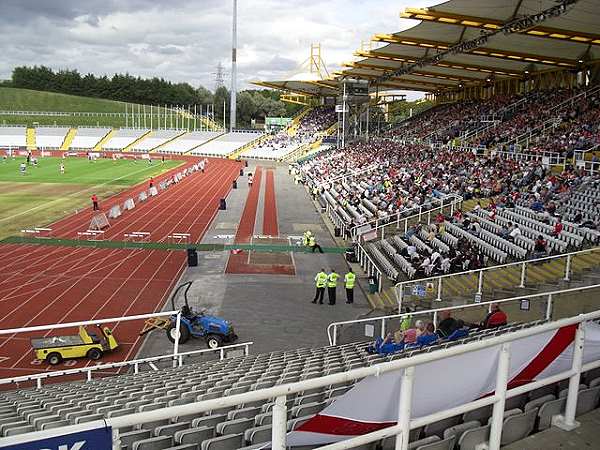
[{"x1": 0, "y1": 157, "x2": 242, "y2": 381}]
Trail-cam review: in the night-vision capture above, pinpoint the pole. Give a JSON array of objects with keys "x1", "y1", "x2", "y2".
[
  {"x1": 194, "y1": 105, "x2": 197, "y2": 132},
  {"x1": 395, "y1": 366, "x2": 415, "y2": 450},
  {"x1": 271, "y1": 395, "x2": 287, "y2": 449},
  {"x1": 150, "y1": 104, "x2": 153, "y2": 130},
  {"x1": 342, "y1": 81, "x2": 347, "y2": 148},
  {"x1": 230, "y1": 0, "x2": 237, "y2": 131},
  {"x1": 223, "y1": 100, "x2": 227, "y2": 132},
  {"x1": 125, "y1": 103, "x2": 128, "y2": 128},
  {"x1": 143, "y1": 104, "x2": 147, "y2": 129},
  {"x1": 487, "y1": 343, "x2": 511, "y2": 450}
]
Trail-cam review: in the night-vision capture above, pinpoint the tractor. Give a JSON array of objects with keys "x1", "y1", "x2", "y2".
[{"x1": 141, "y1": 281, "x2": 237, "y2": 349}]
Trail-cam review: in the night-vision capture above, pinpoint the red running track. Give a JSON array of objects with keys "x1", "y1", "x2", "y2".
[
  {"x1": 263, "y1": 169, "x2": 279, "y2": 236},
  {"x1": 0, "y1": 158, "x2": 242, "y2": 382}
]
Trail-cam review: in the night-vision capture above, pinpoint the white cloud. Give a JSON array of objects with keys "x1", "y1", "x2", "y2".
[{"x1": 0, "y1": 0, "x2": 439, "y2": 99}]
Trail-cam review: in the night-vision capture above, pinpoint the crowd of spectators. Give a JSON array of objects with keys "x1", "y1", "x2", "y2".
[
  {"x1": 300, "y1": 138, "x2": 547, "y2": 227},
  {"x1": 253, "y1": 106, "x2": 336, "y2": 154},
  {"x1": 367, "y1": 304, "x2": 508, "y2": 355}
]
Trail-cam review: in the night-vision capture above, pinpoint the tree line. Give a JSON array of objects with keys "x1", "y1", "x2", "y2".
[{"x1": 8, "y1": 66, "x2": 301, "y2": 127}]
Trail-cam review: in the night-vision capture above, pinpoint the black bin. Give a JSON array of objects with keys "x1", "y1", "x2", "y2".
[
  {"x1": 187, "y1": 248, "x2": 198, "y2": 267},
  {"x1": 219, "y1": 198, "x2": 227, "y2": 210},
  {"x1": 239, "y1": 168, "x2": 244, "y2": 176},
  {"x1": 232, "y1": 180, "x2": 237, "y2": 189},
  {"x1": 245, "y1": 160, "x2": 248, "y2": 167},
  {"x1": 334, "y1": 227, "x2": 341, "y2": 237}
]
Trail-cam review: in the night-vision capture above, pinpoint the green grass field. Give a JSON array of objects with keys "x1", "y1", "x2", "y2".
[
  {"x1": 0, "y1": 87, "x2": 221, "y2": 129},
  {"x1": 0, "y1": 155, "x2": 182, "y2": 238}
]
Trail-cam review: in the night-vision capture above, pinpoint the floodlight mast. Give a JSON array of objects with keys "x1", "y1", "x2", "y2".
[{"x1": 230, "y1": 0, "x2": 237, "y2": 131}]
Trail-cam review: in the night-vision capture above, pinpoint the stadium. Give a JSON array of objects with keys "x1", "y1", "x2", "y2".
[{"x1": 0, "y1": 0, "x2": 600, "y2": 449}]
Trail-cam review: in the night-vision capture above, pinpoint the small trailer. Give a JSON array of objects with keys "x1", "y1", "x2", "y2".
[{"x1": 31, "y1": 326, "x2": 118, "y2": 365}]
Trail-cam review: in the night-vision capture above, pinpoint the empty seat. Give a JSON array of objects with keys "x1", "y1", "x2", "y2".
[
  {"x1": 244, "y1": 424, "x2": 272, "y2": 445},
  {"x1": 174, "y1": 426, "x2": 214, "y2": 446},
  {"x1": 215, "y1": 418, "x2": 254, "y2": 436},
  {"x1": 120, "y1": 429, "x2": 152, "y2": 450},
  {"x1": 442, "y1": 420, "x2": 480, "y2": 440},
  {"x1": 191, "y1": 415, "x2": 227, "y2": 429},
  {"x1": 500, "y1": 408, "x2": 537, "y2": 446},
  {"x1": 423, "y1": 415, "x2": 460, "y2": 438},
  {"x1": 416, "y1": 436, "x2": 455, "y2": 450},
  {"x1": 457, "y1": 424, "x2": 490, "y2": 450},
  {"x1": 132, "y1": 436, "x2": 173, "y2": 450},
  {"x1": 155, "y1": 422, "x2": 191, "y2": 437},
  {"x1": 200, "y1": 433, "x2": 243, "y2": 450},
  {"x1": 537, "y1": 397, "x2": 566, "y2": 431}
]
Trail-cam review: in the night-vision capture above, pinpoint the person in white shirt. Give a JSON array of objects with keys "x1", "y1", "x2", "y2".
[{"x1": 508, "y1": 224, "x2": 521, "y2": 241}]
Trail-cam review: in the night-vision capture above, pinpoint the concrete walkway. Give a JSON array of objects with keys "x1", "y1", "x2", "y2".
[
  {"x1": 139, "y1": 161, "x2": 371, "y2": 359},
  {"x1": 503, "y1": 408, "x2": 600, "y2": 449}
]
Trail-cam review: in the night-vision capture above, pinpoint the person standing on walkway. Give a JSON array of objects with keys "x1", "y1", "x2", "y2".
[
  {"x1": 327, "y1": 269, "x2": 339, "y2": 305},
  {"x1": 91, "y1": 194, "x2": 99, "y2": 211},
  {"x1": 312, "y1": 268, "x2": 328, "y2": 304},
  {"x1": 344, "y1": 268, "x2": 356, "y2": 304},
  {"x1": 309, "y1": 234, "x2": 324, "y2": 253}
]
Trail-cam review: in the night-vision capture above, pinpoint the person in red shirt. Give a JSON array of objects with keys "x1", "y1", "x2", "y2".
[
  {"x1": 553, "y1": 217, "x2": 563, "y2": 236},
  {"x1": 480, "y1": 303, "x2": 508, "y2": 329},
  {"x1": 91, "y1": 194, "x2": 99, "y2": 211},
  {"x1": 149, "y1": 177, "x2": 154, "y2": 189}
]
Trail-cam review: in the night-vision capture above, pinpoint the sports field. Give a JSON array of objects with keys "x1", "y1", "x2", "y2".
[{"x1": 0, "y1": 156, "x2": 182, "y2": 239}]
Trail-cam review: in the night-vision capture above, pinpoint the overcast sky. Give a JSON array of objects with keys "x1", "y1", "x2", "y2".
[{"x1": 0, "y1": 0, "x2": 438, "y2": 98}]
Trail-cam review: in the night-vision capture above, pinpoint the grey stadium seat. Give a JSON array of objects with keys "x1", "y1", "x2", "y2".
[
  {"x1": 500, "y1": 408, "x2": 537, "y2": 446},
  {"x1": 132, "y1": 436, "x2": 173, "y2": 450},
  {"x1": 524, "y1": 394, "x2": 556, "y2": 412},
  {"x1": 442, "y1": 420, "x2": 480, "y2": 440},
  {"x1": 407, "y1": 436, "x2": 440, "y2": 449},
  {"x1": 215, "y1": 418, "x2": 254, "y2": 435},
  {"x1": 120, "y1": 429, "x2": 152, "y2": 450},
  {"x1": 457, "y1": 424, "x2": 490, "y2": 450},
  {"x1": 174, "y1": 427, "x2": 214, "y2": 446},
  {"x1": 416, "y1": 436, "x2": 456, "y2": 450},
  {"x1": 200, "y1": 433, "x2": 243, "y2": 450},
  {"x1": 537, "y1": 397, "x2": 566, "y2": 431},
  {"x1": 424, "y1": 415, "x2": 461, "y2": 438}
]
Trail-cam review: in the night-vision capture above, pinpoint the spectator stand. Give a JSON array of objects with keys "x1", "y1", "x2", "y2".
[
  {"x1": 394, "y1": 246, "x2": 600, "y2": 311},
  {"x1": 491, "y1": 148, "x2": 566, "y2": 169}
]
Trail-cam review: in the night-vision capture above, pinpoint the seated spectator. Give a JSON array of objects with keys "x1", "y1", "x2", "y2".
[
  {"x1": 508, "y1": 223, "x2": 521, "y2": 241},
  {"x1": 366, "y1": 330, "x2": 405, "y2": 355},
  {"x1": 533, "y1": 234, "x2": 548, "y2": 257},
  {"x1": 553, "y1": 217, "x2": 563, "y2": 236},
  {"x1": 480, "y1": 303, "x2": 508, "y2": 329},
  {"x1": 447, "y1": 325, "x2": 469, "y2": 341},
  {"x1": 436, "y1": 310, "x2": 461, "y2": 338}
]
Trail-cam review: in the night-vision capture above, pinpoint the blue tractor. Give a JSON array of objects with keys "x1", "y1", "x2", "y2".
[{"x1": 165, "y1": 282, "x2": 238, "y2": 349}]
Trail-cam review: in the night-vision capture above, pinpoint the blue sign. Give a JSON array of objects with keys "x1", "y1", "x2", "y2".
[
  {"x1": 0, "y1": 426, "x2": 112, "y2": 450},
  {"x1": 412, "y1": 285, "x2": 426, "y2": 297}
]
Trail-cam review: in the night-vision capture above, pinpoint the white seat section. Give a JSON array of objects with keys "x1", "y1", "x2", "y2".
[
  {"x1": 192, "y1": 131, "x2": 263, "y2": 157},
  {"x1": 160, "y1": 131, "x2": 223, "y2": 154},
  {"x1": 35, "y1": 127, "x2": 70, "y2": 149},
  {"x1": 70, "y1": 127, "x2": 111, "y2": 150},
  {"x1": 102, "y1": 128, "x2": 149, "y2": 151},
  {"x1": 243, "y1": 142, "x2": 302, "y2": 160},
  {"x1": 132, "y1": 130, "x2": 183, "y2": 152},
  {"x1": 0, "y1": 126, "x2": 26, "y2": 148}
]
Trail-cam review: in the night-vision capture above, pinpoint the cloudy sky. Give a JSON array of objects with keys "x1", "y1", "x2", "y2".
[{"x1": 0, "y1": 0, "x2": 438, "y2": 98}]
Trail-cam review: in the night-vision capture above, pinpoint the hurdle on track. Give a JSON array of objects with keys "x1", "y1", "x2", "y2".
[
  {"x1": 20, "y1": 227, "x2": 52, "y2": 239},
  {"x1": 124, "y1": 231, "x2": 151, "y2": 242},
  {"x1": 77, "y1": 230, "x2": 105, "y2": 241},
  {"x1": 167, "y1": 232, "x2": 191, "y2": 244}
]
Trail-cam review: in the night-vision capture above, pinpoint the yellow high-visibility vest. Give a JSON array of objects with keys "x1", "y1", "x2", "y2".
[
  {"x1": 327, "y1": 272, "x2": 339, "y2": 288},
  {"x1": 309, "y1": 236, "x2": 316, "y2": 247},
  {"x1": 315, "y1": 272, "x2": 328, "y2": 288},
  {"x1": 344, "y1": 272, "x2": 356, "y2": 289}
]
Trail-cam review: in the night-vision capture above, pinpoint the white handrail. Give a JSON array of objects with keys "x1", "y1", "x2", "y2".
[
  {"x1": 4, "y1": 307, "x2": 600, "y2": 450},
  {"x1": 0, "y1": 341, "x2": 254, "y2": 388},
  {"x1": 394, "y1": 246, "x2": 599, "y2": 305},
  {"x1": 327, "y1": 283, "x2": 600, "y2": 346}
]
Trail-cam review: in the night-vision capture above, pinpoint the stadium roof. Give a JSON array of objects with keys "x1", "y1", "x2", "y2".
[{"x1": 256, "y1": 0, "x2": 600, "y2": 96}]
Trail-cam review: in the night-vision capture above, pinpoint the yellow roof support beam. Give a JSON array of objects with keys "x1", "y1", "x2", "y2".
[
  {"x1": 401, "y1": 7, "x2": 600, "y2": 46},
  {"x1": 353, "y1": 49, "x2": 524, "y2": 77},
  {"x1": 371, "y1": 35, "x2": 577, "y2": 68},
  {"x1": 344, "y1": 61, "x2": 486, "y2": 83}
]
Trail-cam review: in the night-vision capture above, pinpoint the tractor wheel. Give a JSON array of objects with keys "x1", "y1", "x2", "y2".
[
  {"x1": 206, "y1": 334, "x2": 223, "y2": 349},
  {"x1": 47, "y1": 353, "x2": 62, "y2": 366},
  {"x1": 167, "y1": 323, "x2": 190, "y2": 344},
  {"x1": 87, "y1": 348, "x2": 103, "y2": 361}
]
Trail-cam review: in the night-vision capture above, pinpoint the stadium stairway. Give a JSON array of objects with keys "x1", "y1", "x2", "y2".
[
  {"x1": 123, "y1": 130, "x2": 153, "y2": 152},
  {"x1": 287, "y1": 106, "x2": 313, "y2": 137},
  {"x1": 228, "y1": 133, "x2": 271, "y2": 160},
  {"x1": 25, "y1": 127, "x2": 35, "y2": 150},
  {"x1": 60, "y1": 128, "x2": 77, "y2": 150},
  {"x1": 150, "y1": 131, "x2": 187, "y2": 153},
  {"x1": 93, "y1": 129, "x2": 116, "y2": 151}
]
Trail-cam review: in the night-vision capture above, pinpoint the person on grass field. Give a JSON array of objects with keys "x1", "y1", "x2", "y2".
[
  {"x1": 59, "y1": 163, "x2": 65, "y2": 175},
  {"x1": 91, "y1": 194, "x2": 99, "y2": 211},
  {"x1": 19, "y1": 162, "x2": 26, "y2": 176}
]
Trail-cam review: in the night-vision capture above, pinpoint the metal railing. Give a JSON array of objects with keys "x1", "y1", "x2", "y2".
[
  {"x1": 0, "y1": 311, "x2": 251, "y2": 389},
  {"x1": 394, "y1": 246, "x2": 600, "y2": 309},
  {"x1": 327, "y1": 283, "x2": 600, "y2": 346},
  {"x1": 4, "y1": 305, "x2": 600, "y2": 450},
  {"x1": 491, "y1": 148, "x2": 566, "y2": 166}
]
